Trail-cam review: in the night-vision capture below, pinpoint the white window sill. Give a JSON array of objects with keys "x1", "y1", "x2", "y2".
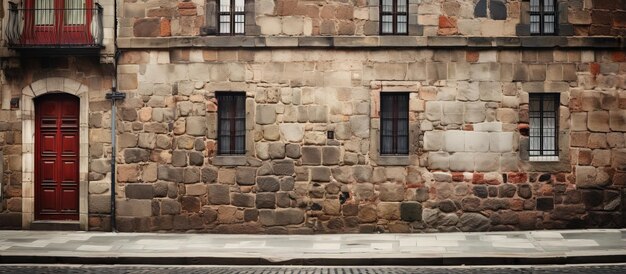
[{"x1": 529, "y1": 156, "x2": 559, "y2": 162}]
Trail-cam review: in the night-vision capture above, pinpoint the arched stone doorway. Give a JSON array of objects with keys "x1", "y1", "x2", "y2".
[{"x1": 21, "y1": 77, "x2": 89, "y2": 230}]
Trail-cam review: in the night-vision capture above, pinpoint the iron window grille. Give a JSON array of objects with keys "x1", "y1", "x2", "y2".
[
  {"x1": 218, "y1": 0, "x2": 245, "y2": 35},
  {"x1": 529, "y1": 0, "x2": 557, "y2": 35},
  {"x1": 529, "y1": 93, "x2": 559, "y2": 161},
  {"x1": 380, "y1": 0, "x2": 408, "y2": 35},
  {"x1": 217, "y1": 92, "x2": 246, "y2": 155},
  {"x1": 380, "y1": 93, "x2": 409, "y2": 155}
]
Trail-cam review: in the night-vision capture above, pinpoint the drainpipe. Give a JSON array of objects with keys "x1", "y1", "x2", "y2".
[
  {"x1": 105, "y1": 0, "x2": 125, "y2": 232},
  {"x1": 106, "y1": 80, "x2": 124, "y2": 232}
]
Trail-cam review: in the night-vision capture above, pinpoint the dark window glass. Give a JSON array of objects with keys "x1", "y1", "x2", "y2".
[
  {"x1": 529, "y1": 93, "x2": 559, "y2": 158},
  {"x1": 380, "y1": 93, "x2": 409, "y2": 155},
  {"x1": 530, "y1": 0, "x2": 556, "y2": 35},
  {"x1": 217, "y1": 92, "x2": 246, "y2": 155},
  {"x1": 218, "y1": 0, "x2": 245, "y2": 35},
  {"x1": 380, "y1": 0, "x2": 408, "y2": 35}
]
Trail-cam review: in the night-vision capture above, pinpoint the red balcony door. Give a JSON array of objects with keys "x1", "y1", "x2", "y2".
[
  {"x1": 24, "y1": 0, "x2": 93, "y2": 45},
  {"x1": 35, "y1": 93, "x2": 80, "y2": 220}
]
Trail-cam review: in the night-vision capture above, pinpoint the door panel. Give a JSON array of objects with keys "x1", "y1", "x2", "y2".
[{"x1": 35, "y1": 93, "x2": 80, "y2": 220}]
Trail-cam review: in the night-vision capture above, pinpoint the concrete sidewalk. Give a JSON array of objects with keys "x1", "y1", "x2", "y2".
[{"x1": 0, "y1": 229, "x2": 625, "y2": 265}]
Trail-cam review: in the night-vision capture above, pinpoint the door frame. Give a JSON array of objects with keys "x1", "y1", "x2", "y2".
[{"x1": 21, "y1": 77, "x2": 89, "y2": 230}]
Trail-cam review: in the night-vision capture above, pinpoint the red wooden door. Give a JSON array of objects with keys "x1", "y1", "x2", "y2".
[
  {"x1": 35, "y1": 93, "x2": 80, "y2": 220},
  {"x1": 23, "y1": 0, "x2": 93, "y2": 45}
]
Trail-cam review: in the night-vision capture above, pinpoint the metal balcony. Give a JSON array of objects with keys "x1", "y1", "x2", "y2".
[{"x1": 6, "y1": 1, "x2": 103, "y2": 52}]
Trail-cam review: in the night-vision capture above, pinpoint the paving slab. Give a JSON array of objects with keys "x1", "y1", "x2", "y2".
[{"x1": 0, "y1": 229, "x2": 625, "y2": 265}]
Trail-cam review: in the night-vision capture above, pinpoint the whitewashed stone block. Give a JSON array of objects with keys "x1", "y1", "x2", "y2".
[
  {"x1": 445, "y1": 130, "x2": 465, "y2": 152},
  {"x1": 465, "y1": 132, "x2": 490, "y2": 152},
  {"x1": 490, "y1": 132, "x2": 514, "y2": 152},
  {"x1": 424, "y1": 131, "x2": 443, "y2": 151}
]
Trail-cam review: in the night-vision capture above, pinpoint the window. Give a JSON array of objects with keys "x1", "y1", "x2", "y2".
[
  {"x1": 380, "y1": 93, "x2": 409, "y2": 155},
  {"x1": 530, "y1": 0, "x2": 556, "y2": 35},
  {"x1": 380, "y1": 0, "x2": 408, "y2": 35},
  {"x1": 218, "y1": 0, "x2": 245, "y2": 35},
  {"x1": 217, "y1": 92, "x2": 246, "y2": 155},
  {"x1": 529, "y1": 93, "x2": 559, "y2": 161}
]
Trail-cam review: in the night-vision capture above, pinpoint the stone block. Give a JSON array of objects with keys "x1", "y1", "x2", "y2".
[
  {"x1": 257, "y1": 176, "x2": 280, "y2": 192},
  {"x1": 279, "y1": 123, "x2": 304, "y2": 142},
  {"x1": 609, "y1": 110, "x2": 626, "y2": 132},
  {"x1": 475, "y1": 153, "x2": 500, "y2": 172},
  {"x1": 425, "y1": 101, "x2": 442, "y2": 121},
  {"x1": 185, "y1": 183, "x2": 207, "y2": 196},
  {"x1": 400, "y1": 202, "x2": 422, "y2": 222},
  {"x1": 256, "y1": 105, "x2": 276, "y2": 125},
  {"x1": 89, "y1": 195, "x2": 111, "y2": 214},
  {"x1": 464, "y1": 102, "x2": 486, "y2": 123},
  {"x1": 350, "y1": 115, "x2": 370, "y2": 138},
  {"x1": 186, "y1": 116, "x2": 207, "y2": 136},
  {"x1": 160, "y1": 199, "x2": 181, "y2": 215},
  {"x1": 490, "y1": 132, "x2": 514, "y2": 152},
  {"x1": 311, "y1": 166, "x2": 331, "y2": 182},
  {"x1": 428, "y1": 152, "x2": 450, "y2": 170},
  {"x1": 588, "y1": 111, "x2": 610, "y2": 132},
  {"x1": 269, "y1": 142, "x2": 286, "y2": 159},
  {"x1": 301, "y1": 146, "x2": 322, "y2": 165},
  {"x1": 613, "y1": 149, "x2": 626, "y2": 172},
  {"x1": 125, "y1": 184, "x2": 154, "y2": 199},
  {"x1": 117, "y1": 199, "x2": 152, "y2": 217},
  {"x1": 285, "y1": 144, "x2": 301, "y2": 159},
  {"x1": 322, "y1": 146, "x2": 340, "y2": 165},
  {"x1": 479, "y1": 82, "x2": 502, "y2": 102},
  {"x1": 208, "y1": 184, "x2": 230, "y2": 205},
  {"x1": 379, "y1": 183, "x2": 405, "y2": 202},
  {"x1": 255, "y1": 192, "x2": 276, "y2": 209},
  {"x1": 377, "y1": 202, "x2": 400, "y2": 220},
  {"x1": 236, "y1": 167, "x2": 256, "y2": 186},
  {"x1": 424, "y1": 131, "x2": 443, "y2": 151},
  {"x1": 272, "y1": 159, "x2": 295, "y2": 176},
  {"x1": 571, "y1": 112, "x2": 588, "y2": 131},
  {"x1": 465, "y1": 132, "x2": 490, "y2": 152},
  {"x1": 449, "y1": 152, "x2": 474, "y2": 172},
  {"x1": 353, "y1": 166, "x2": 372, "y2": 183},
  {"x1": 444, "y1": 130, "x2": 465, "y2": 152},
  {"x1": 442, "y1": 101, "x2": 464, "y2": 125},
  {"x1": 258, "y1": 208, "x2": 304, "y2": 226},
  {"x1": 232, "y1": 193, "x2": 255, "y2": 208}
]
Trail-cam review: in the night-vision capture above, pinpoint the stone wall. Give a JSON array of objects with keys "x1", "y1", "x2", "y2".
[
  {"x1": 121, "y1": 0, "x2": 625, "y2": 38},
  {"x1": 107, "y1": 48, "x2": 626, "y2": 233},
  {"x1": 0, "y1": 57, "x2": 114, "y2": 229}
]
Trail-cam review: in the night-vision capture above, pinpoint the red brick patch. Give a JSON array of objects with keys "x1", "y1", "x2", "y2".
[
  {"x1": 508, "y1": 172, "x2": 528, "y2": 184},
  {"x1": 438, "y1": 16, "x2": 458, "y2": 35},
  {"x1": 160, "y1": 18, "x2": 171, "y2": 37},
  {"x1": 452, "y1": 172, "x2": 465, "y2": 182},
  {"x1": 178, "y1": 2, "x2": 196, "y2": 9},
  {"x1": 611, "y1": 52, "x2": 626, "y2": 62},
  {"x1": 466, "y1": 50, "x2": 479, "y2": 63},
  {"x1": 472, "y1": 173, "x2": 484, "y2": 184},
  {"x1": 589, "y1": 62, "x2": 601, "y2": 77}
]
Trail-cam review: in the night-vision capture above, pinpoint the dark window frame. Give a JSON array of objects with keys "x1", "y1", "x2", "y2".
[
  {"x1": 528, "y1": 93, "x2": 559, "y2": 158},
  {"x1": 216, "y1": 92, "x2": 246, "y2": 155},
  {"x1": 529, "y1": 0, "x2": 557, "y2": 35},
  {"x1": 217, "y1": 0, "x2": 245, "y2": 35},
  {"x1": 379, "y1": 0, "x2": 409, "y2": 35},
  {"x1": 379, "y1": 92, "x2": 409, "y2": 155}
]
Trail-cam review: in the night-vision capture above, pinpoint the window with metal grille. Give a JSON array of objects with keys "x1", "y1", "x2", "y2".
[
  {"x1": 218, "y1": 0, "x2": 245, "y2": 35},
  {"x1": 529, "y1": 93, "x2": 559, "y2": 161},
  {"x1": 217, "y1": 92, "x2": 246, "y2": 155},
  {"x1": 380, "y1": 93, "x2": 409, "y2": 155},
  {"x1": 530, "y1": 0, "x2": 556, "y2": 35},
  {"x1": 380, "y1": 0, "x2": 408, "y2": 35}
]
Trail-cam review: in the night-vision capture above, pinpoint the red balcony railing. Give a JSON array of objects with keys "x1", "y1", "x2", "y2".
[{"x1": 7, "y1": 1, "x2": 103, "y2": 49}]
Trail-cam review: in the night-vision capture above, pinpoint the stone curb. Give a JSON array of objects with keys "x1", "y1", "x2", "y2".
[{"x1": 2, "y1": 254, "x2": 626, "y2": 266}]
